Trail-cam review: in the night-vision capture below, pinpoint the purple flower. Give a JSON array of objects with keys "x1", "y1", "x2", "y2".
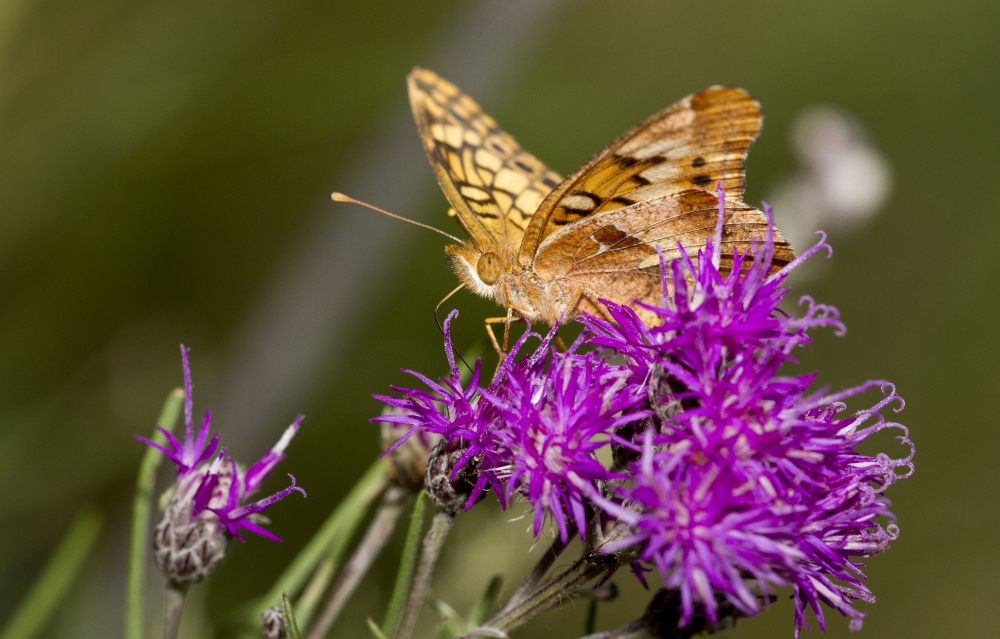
[
  {"x1": 373, "y1": 313, "x2": 649, "y2": 536},
  {"x1": 373, "y1": 311, "x2": 509, "y2": 506},
  {"x1": 484, "y1": 345, "x2": 649, "y2": 542},
  {"x1": 138, "y1": 346, "x2": 306, "y2": 583},
  {"x1": 583, "y1": 188, "x2": 913, "y2": 634}
]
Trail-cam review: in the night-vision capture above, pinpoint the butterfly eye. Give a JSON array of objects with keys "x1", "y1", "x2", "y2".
[{"x1": 476, "y1": 252, "x2": 502, "y2": 285}]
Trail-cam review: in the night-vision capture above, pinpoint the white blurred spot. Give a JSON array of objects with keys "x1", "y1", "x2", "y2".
[{"x1": 769, "y1": 106, "x2": 893, "y2": 252}]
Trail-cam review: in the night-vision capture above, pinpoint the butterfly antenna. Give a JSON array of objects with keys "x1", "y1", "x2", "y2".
[
  {"x1": 435, "y1": 283, "x2": 473, "y2": 373},
  {"x1": 331, "y1": 192, "x2": 463, "y2": 243}
]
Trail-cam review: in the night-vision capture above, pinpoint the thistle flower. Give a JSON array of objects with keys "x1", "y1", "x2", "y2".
[
  {"x1": 484, "y1": 344, "x2": 649, "y2": 542},
  {"x1": 373, "y1": 312, "x2": 649, "y2": 536},
  {"x1": 138, "y1": 346, "x2": 306, "y2": 584},
  {"x1": 373, "y1": 310, "x2": 528, "y2": 509},
  {"x1": 583, "y1": 189, "x2": 914, "y2": 634}
]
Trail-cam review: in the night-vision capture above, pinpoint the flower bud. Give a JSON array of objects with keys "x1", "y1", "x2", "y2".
[
  {"x1": 425, "y1": 440, "x2": 483, "y2": 514},
  {"x1": 153, "y1": 459, "x2": 234, "y2": 584},
  {"x1": 647, "y1": 361, "x2": 683, "y2": 424},
  {"x1": 261, "y1": 606, "x2": 286, "y2": 639}
]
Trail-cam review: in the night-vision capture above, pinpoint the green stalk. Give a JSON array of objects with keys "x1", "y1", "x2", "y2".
[
  {"x1": 0, "y1": 508, "x2": 103, "y2": 639},
  {"x1": 237, "y1": 459, "x2": 389, "y2": 636},
  {"x1": 162, "y1": 582, "x2": 187, "y2": 639},
  {"x1": 380, "y1": 491, "x2": 427, "y2": 638},
  {"x1": 304, "y1": 486, "x2": 408, "y2": 639},
  {"x1": 477, "y1": 554, "x2": 611, "y2": 636},
  {"x1": 126, "y1": 387, "x2": 185, "y2": 639},
  {"x1": 396, "y1": 509, "x2": 455, "y2": 639}
]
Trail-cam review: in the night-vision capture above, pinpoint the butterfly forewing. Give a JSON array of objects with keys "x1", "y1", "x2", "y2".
[
  {"x1": 519, "y1": 86, "x2": 765, "y2": 267},
  {"x1": 408, "y1": 68, "x2": 562, "y2": 248}
]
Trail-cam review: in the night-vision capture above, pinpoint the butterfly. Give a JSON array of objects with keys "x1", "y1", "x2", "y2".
[{"x1": 408, "y1": 67, "x2": 794, "y2": 346}]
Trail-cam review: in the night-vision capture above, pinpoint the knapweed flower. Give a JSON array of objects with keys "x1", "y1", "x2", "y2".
[
  {"x1": 137, "y1": 345, "x2": 305, "y2": 584},
  {"x1": 373, "y1": 313, "x2": 648, "y2": 538},
  {"x1": 583, "y1": 190, "x2": 913, "y2": 634},
  {"x1": 484, "y1": 344, "x2": 648, "y2": 542},
  {"x1": 373, "y1": 311, "x2": 508, "y2": 509}
]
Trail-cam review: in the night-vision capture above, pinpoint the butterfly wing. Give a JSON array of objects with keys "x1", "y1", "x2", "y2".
[
  {"x1": 519, "y1": 86, "x2": 772, "y2": 266},
  {"x1": 522, "y1": 86, "x2": 794, "y2": 321},
  {"x1": 408, "y1": 68, "x2": 562, "y2": 248},
  {"x1": 533, "y1": 190, "x2": 794, "y2": 322}
]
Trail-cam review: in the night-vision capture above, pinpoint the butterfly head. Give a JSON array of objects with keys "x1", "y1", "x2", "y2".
[{"x1": 445, "y1": 241, "x2": 517, "y2": 302}]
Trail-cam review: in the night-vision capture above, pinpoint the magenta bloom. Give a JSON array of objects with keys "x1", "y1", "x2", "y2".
[
  {"x1": 138, "y1": 346, "x2": 305, "y2": 547},
  {"x1": 373, "y1": 311, "x2": 510, "y2": 505},
  {"x1": 582, "y1": 191, "x2": 913, "y2": 634},
  {"x1": 374, "y1": 313, "x2": 648, "y2": 535},
  {"x1": 484, "y1": 345, "x2": 649, "y2": 542}
]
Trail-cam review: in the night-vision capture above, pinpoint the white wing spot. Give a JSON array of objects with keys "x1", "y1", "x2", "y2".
[
  {"x1": 560, "y1": 194, "x2": 597, "y2": 211},
  {"x1": 460, "y1": 185, "x2": 491, "y2": 201},
  {"x1": 475, "y1": 148, "x2": 503, "y2": 172},
  {"x1": 515, "y1": 189, "x2": 544, "y2": 215},
  {"x1": 494, "y1": 168, "x2": 529, "y2": 194}
]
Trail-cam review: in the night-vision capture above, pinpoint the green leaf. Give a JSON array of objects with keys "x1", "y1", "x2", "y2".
[
  {"x1": 235, "y1": 459, "x2": 388, "y2": 637},
  {"x1": 381, "y1": 491, "x2": 427, "y2": 638},
  {"x1": 281, "y1": 593, "x2": 302, "y2": 639},
  {"x1": 366, "y1": 618, "x2": 390, "y2": 639},
  {"x1": 466, "y1": 575, "x2": 502, "y2": 628},
  {"x1": 432, "y1": 598, "x2": 464, "y2": 638},
  {"x1": 0, "y1": 508, "x2": 104, "y2": 639},
  {"x1": 584, "y1": 598, "x2": 597, "y2": 635},
  {"x1": 125, "y1": 387, "x2": 185, "y2": 639}
]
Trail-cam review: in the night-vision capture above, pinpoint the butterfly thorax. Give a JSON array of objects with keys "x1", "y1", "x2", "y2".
[{"x1": 445, "y1": 241, "x2": 575, "y2": 325}]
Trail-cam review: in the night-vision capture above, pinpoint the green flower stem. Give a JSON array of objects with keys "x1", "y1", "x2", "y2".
[
  {"x1": 162, "y1": 582, "x2": 187, "y2": 639},
  {"x1": 396, "y1": 508, "x2": 455, "y2": 639},
  {"x1": 126, "y1": 387, "x2": 185, "y2": 639},
  {"x1": 470, "y1": 554, "x2": 612, "y2": 637},
  {"x1": 579, "y1": 619, "x2": 649, "y2": 639},
  {"x1": 238, "y1": 459, "x2": 389, "y2": 637},
  {"x1": 0, "y1": 508, "x2": 103, "y2": 639},
  {"x1": 381, "y1": 491, "x2": 427, "y2": 639},
  {"x1": 293, "y1": 558, "x2": 335, "y2": 630},
  {"x1": 505, "y1": 534, "x2": 568, "y2": 610},
  {"x1": 304, "y1": 486, "x2": 409, "y2": 639}
]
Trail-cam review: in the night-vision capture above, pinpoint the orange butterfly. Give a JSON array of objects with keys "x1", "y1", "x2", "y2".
[{"x1": 406, "y1": 68, "x2": 793, "y2": 350}]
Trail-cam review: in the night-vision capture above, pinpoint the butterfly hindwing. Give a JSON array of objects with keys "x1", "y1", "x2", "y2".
[
  {"x1": 408, "y1": 68, "x2": 561, "y2": 248},
  {"x1": 519, "y1": 86, "x2": 765, "y2": 267},
  {"x1": 532, "y1": 190, "x2": 794, "y2": 322}
]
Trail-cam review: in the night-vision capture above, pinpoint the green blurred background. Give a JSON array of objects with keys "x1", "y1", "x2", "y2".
[{"x1": 0, "y1": 0, "x2": 996, "y2": 637}]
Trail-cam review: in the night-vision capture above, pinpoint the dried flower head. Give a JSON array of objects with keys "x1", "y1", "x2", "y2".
[{"x1": 138, "y1": 346, "x2": 306, "y2": 584}]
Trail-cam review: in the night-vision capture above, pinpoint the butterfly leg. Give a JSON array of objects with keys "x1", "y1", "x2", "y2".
[{"x1": 484, "y1": 309, "x2": 522, "y2": 356}]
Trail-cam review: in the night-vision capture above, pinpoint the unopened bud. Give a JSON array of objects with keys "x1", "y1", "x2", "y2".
[
  {"x1": 261, "y1": 606, "x2": 285, "y2": 639},
  {"x1": 425, "y1": 440, "x2": 484, "y2": 514},
  {"x1": 153, "y1": 460, "x2": 235, "y2": 584},
  {"x1": 648, "y1": 362, "x2": 684, "y2": 423}
]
